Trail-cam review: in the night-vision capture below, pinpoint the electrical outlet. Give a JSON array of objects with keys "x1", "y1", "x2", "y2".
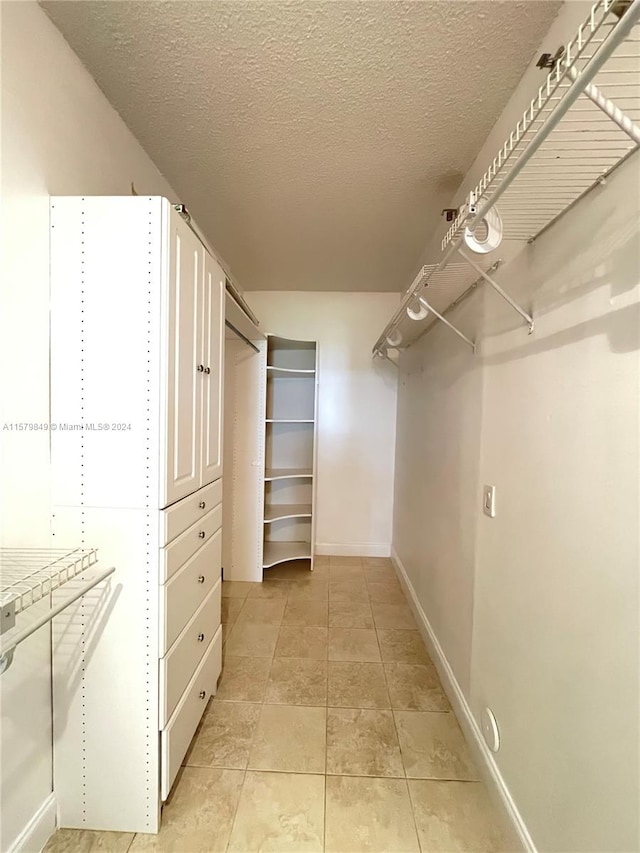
[
  {"x1": 481, "y1": 707, "x2": 500, "y2": 752},
  {"x1": 483, "y1": 485, "x2": 496, "y2": 518}
]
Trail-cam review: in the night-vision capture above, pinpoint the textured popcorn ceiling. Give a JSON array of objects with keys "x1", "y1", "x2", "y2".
[{"x1": 42, "y1": 1, "x2": 560, "y2": 292}]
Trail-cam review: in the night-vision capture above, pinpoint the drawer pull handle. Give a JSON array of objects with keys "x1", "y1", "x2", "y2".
[
  {"x1": 197, "y1": 575, "x2": 205, "y2": 584},
  {"x1": 204, "y1": 366, "x2": 211, "y2": 374},
  {"x1": 198, "y1": 531, "x2": 206, "y2": 539},
  {"x1": 199, "y1": 501, "x2": 206, "y2": 509},
  {"x1": 197, "y1": 364, "x2": 205, "y2": 373},
  {"x1": 199, "y1": 690, "x2": 206, "y2": 700},
  {"x1": 197, "y1": 633, "x2": 205, "y2": 642}
]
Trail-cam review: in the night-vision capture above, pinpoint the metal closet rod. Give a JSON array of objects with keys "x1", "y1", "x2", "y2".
[{"x1": 225, "y1": 320, "x2": 260, "y2": 353}]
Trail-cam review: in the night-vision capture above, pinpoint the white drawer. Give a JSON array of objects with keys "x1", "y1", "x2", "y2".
[
  {"x1": 160, "y1": 501, "x2": 222, "y2": 583},
  {"x1": 159, "y1": 479, "x2": 222, "y2": 547},
  {"x1": 160, "y1": 527, "x2": 222, "y2": 653},
  {"x1": 161, "y1": 625, "x2": 222, "y2": 801},
  {"x1": 160, "y1": 579, "x2": 221, "y2": 726}
]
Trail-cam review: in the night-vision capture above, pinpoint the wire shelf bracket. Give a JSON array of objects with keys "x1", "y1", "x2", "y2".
[
  {"x1": 416, "y1": 296, "x2": 476, "y2": 350},
  {"x1": 457, "y1": 249, "x2": 534, "y2": 333},
  {"x1": 0, "y1": 548, "x2": 115, "y2": 673},
  {"x1": 568, "y1": 65, "x2": 640, "y2": 142}
]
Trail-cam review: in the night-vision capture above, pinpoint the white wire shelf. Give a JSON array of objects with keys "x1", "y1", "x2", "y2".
[
  {"x1": 0, "y1": 547, "x2": 114, "y2": 673},
  {"x1": 443, "y1": 0, "x2": 640, "y2": 250},
  {"x1": 373, "y1": 0, "x2": 640, "y2": 359},
  {"x1": 0, "y1": 547, "x2": 98, "y2": 616}
]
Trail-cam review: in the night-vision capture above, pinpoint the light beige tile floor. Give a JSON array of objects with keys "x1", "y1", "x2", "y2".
[{"x1": 44, "y1": 557, "x2": 510, "y2": 853}]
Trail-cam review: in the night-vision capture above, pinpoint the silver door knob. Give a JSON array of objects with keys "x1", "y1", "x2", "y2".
[
  {"x1": 198, "y1": 531, "x2": 205, "y2": 539},
  {"x1": 197, "y1": 633, "x2": 205, "y2": 642},
  {"x1": 197, "y1": 575, "x2": 205, "y2": 583},
  {"x1": 197, "y1": 364, "x2": 205, "y2": 372},
  {"x1": 199, "y1": 691, "x2": 206, "y2": 699},
  {"x1": 199, "y1": 501, "x2": 206, "y2": 509}
]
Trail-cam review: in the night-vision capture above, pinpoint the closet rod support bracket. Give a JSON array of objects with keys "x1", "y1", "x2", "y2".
[
  {"x1": 457, "y1": 249, "x2": 534, "y2": 334},
  {"x1": 417, "y1": 297, "x2": 476, "y2": 351},
  {"x1": 0, "y1": 649, "x2": 14, "y2": 675},
  {"x1": 568, "y1": 66, "x2": 640, "y2": 144}
]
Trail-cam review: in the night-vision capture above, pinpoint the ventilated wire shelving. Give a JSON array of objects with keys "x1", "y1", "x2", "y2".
[
  {"x1": 374, "y1": 0, "x2": 640, "y2": 358},
  {"x1": 0, "y1": 547, "x2": 114, "y2": 673}
]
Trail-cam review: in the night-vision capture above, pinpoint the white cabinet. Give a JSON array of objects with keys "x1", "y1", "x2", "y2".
[
  {"x1": 164, "y1": 213, "x2": 225, "y2": 505},
  {"x1": 50, "y1": 197, "x2": 224, "y2": 834},
  {"x1": 200, "y1": 251, "x2": 225, "y2": 486},
  {"x1": 164, "y1": 210, "x2": 202, "y2": 505}
]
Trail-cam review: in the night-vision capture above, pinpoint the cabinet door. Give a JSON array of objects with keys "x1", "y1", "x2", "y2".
[
  {"x1": 200, "y1": 252, "x2": 225, "y2": 485},
  {"x1": 163, "y1": 209, "x2": 203, "y2": 507}
]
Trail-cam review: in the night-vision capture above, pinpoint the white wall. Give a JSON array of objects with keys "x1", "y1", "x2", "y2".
[
  {"x1": 392, "y1": 4, "x2": 640, "y2": 851},
  {"x1": 393, "y1": 293, "x2": 482, "y2": 697},
  {"x1": 471, "y1": 157, "x2": 639, "y2": 853},
  {"x1": 245, "y1": 292, "x2": 399, "y2": 556},
  {"x1": 0, "y1": 3, "x2": 177, "y2": 849}
]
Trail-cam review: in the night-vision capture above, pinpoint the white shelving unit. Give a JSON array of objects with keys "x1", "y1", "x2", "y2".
[
  {"x1": 374, "y1": 0, "x2": 640, "y2": 358},
  {"x1": 263, "y1": 336, "x2": 318, "y2": 572},
  {"x1": 49, "y1": 196, "x2": 225, "y2": 832}
]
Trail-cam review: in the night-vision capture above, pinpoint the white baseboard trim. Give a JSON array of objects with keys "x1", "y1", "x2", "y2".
[
  {"x1": 7, "y1": 793, "x2": 56, "y2": 853},
  {"x1": 391, "y1": 547, "x2": 536, "y2": 853},
  {"x1": 315, "y1": 542, "x2": 390, "y2": 558}
]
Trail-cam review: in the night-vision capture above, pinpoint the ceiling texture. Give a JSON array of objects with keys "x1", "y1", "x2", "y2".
[{"x1": 42, "y1": 1, "x2": 560, "y2": 292}]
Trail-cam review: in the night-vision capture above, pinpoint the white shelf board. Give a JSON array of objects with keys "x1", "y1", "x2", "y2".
[
  {"x1": 267, "y1": 366, "x2": 315, "y2": 377},
  {"x1": 264, "y1": 468, "x2": 313, "y2": 481},
  {"x1": 263, "y1": 541, "x2": 312, "y2": 568},
  {"x1": 264, "y1": 504, "x2": 313, "y2": 523},
  {"x1": 265, "y1": 419, "x2": 315, "y2": 424},
  {"x1": 267, "y1": 336, "x2": 316, "y2": 351}
]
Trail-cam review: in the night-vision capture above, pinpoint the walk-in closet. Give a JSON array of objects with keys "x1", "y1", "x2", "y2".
[{"x1": 1, "y1": 1, "x2": 638, "y2": 852}]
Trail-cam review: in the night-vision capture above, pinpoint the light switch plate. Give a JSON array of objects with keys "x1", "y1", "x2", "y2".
[{"x1": 483, "y1": 485, "x2": 496, "y2": 518}]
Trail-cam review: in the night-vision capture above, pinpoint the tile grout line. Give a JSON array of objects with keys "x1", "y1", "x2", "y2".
[
  {"x1": 371, "y1": 583, "x2": 412, "y2": 794},
  {"x1": 405, "y1": 775, "x2": 424, "y2": 853},
  {"x1": 224, "y1": 767, "x2": 247, "y2": 853}
]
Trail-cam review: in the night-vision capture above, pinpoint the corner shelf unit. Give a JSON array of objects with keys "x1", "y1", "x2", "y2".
[
  {"x1": 373, "y1": 0, "x2": 640, "y2": 358},
  {"x1": 263, "y1": 336, "x2": 318, "y2": 572}
]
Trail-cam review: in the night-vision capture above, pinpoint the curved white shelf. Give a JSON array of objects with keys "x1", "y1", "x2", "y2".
[
  {"x1": 263, "y1": 541, "x2": 311, "y2": 568},
  {"x1": 266, "y1": 419, "x2": 314, "y2": 424},
  {"x1": 267, "y1": 366, "x2": 315, "y2": 377},
  {"x1": 264, "y1": 468, "x2": 313, "y2": 481},
  {"x1": 264, "y1": 504, "x2": 312, "y2": 523}
]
